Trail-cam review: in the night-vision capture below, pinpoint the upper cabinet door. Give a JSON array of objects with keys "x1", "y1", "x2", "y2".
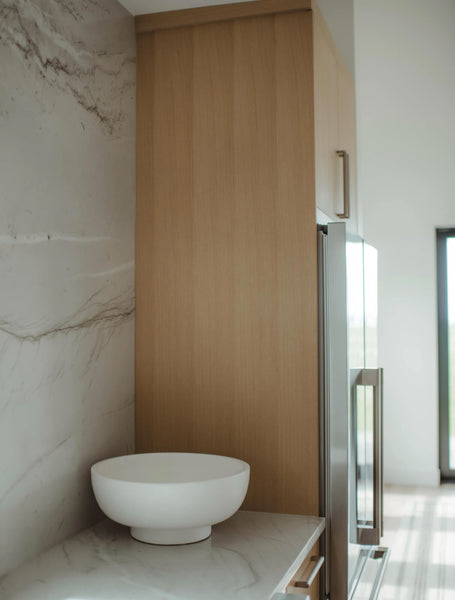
[
  {"x1": 313, "y1": 8, "x2": 338, "y2": 222},
  {"x1": 337, "y1": 59, "x2": 358, "y2": 235},
  {"x1": 313, "y1": 6, "x2": 359, "y2": 235}
]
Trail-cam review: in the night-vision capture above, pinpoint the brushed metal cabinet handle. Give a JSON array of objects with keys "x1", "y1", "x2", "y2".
[
  {"x1": 294, "y1": 556, "x2": 325, "y2": 589},
  {"x1": 336, "y1": 150, "x2": 350, "y2": 219}
]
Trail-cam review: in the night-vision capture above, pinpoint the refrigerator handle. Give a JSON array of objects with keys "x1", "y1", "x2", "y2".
[
  {"x1": 356, "y1": 368, "x2": 384, "y2": 546},
  {"x1": 349, "y1": 547, "x2": 390, "y2": 600},
  {"x1": 373, "y1": 368, "x2": 383, "y2": 540},
  {"x1": 369, "y1": 547, "x2": 390, "y2": 600}
]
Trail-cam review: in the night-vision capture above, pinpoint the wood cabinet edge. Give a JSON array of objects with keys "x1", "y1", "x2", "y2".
[{"x1": 135, "y1": 0, "x2": 313, "y2": 33}]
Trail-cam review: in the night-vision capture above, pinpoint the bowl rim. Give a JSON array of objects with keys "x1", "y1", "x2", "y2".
[{"x1": 91, "y1": 452, "x2": 250, "y2": 486}]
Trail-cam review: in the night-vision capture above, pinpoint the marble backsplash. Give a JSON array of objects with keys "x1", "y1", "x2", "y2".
[{"x1": 0, "y1": 0, "x2": 136, "y2": 576}]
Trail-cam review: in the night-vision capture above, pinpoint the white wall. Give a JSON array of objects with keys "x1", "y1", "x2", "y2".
[
  {"x1": 355, "y1": 0, "x2": 455, "y2": 486},
  {"x1": 0, "y1": 0, "x2": 135, "y2": 575}
]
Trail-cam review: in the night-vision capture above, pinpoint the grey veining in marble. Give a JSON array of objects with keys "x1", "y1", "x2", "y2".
[
  {"x1": 0, "y1": 0, "x2": 135, "y2": 136},
  {"x1": 0, "y1": 0, "x2": 136, "y2": 577},
  {"x1": 0, "y1": 511, "x2": 325, "y2": 600}
]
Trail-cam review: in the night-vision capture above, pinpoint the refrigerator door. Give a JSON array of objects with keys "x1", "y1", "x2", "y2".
[
  {"x1": 364, "y1": 244, "x2": 378, "y2": 371},
  {"x1": 319, "y1": 225, "x2": 387, "y2": 600},
  {"x1": 357, "y1": 244, "x2": 382, "y2": 544},
  {"x1": 318, "y1": 223, "x2": 349, "y2": 600},
  {"x1": 347, "y1": 241, "x2": 388, "y2": 598},
  {"x1": 350, "y1": 244, "x2": 383, "y2": 548},
  {"x1": 346, "y1": 235, "x2": 368, "y2": 589}
]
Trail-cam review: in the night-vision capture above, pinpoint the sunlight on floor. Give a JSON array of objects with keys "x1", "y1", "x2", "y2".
[{"x1": 379, "y1": 485, "x2": 455, "y2": 600}]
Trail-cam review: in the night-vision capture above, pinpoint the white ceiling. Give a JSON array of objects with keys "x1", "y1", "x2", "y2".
[{"x1": 118, "y1": 0, "x2": 259, "y2": 16}]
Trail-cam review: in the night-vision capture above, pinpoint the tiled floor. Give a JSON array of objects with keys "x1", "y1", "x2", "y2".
[{"x1": 379, "y1": 485, "x2": 455, "y2": 600}]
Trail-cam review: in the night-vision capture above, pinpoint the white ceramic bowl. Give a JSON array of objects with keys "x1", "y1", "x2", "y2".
[{"x1": 91, "y1": 452, "x2": 250, "y2": 545}]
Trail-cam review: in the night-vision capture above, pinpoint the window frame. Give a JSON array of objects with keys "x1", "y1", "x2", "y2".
[{"x1": 437, "y1": 228, "x2": 455, "y2": 480}]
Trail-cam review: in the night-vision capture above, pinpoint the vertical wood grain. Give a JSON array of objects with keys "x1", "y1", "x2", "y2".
[
  {"x1": 191, "y1": 21, "x2": 236, "y2": 458},
  {"x1": 135, "y1": 32, "x2": 155, "y2": 454},
  {"x1": 232, "y1": 15, "x2": 281, "y2": 510},
  {"x1": 313, "y1": 6, "x2": 339, "y2": 220},
  {"x1": 337, "y1": 59, "x2": 358, "y2": 232},
  {"x1": 275, "y1": 11, "x2": 318, "y2": 515},
  {"x1": 136, "y1": 10, "x2": 319, "y2": 516},
  {"x1": 136, "y1": 28, "x2": 195, "y2": 453}
]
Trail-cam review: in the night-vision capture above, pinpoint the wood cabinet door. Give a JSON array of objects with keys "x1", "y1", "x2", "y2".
[
  {"x1": 136, "y1": 10, "x2": 319, "y2": 516},
  {"x1": 337, "y1": 58, "x2": 359, "y2": 235},
  {"x1": 313, "y1": 6, "x2": 339, "y2": 223},
  {"x1": 313, "y1": 6, "x2": 359, "y2": 235}
]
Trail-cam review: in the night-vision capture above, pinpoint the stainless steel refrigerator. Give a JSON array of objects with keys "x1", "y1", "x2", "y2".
[{"x1": 318, "y1": 222, "x2": 389, "y2": 600}]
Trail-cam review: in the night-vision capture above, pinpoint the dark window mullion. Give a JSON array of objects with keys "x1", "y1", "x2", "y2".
[{"x1": 437, "y1": 228, "x2": 455, "y2": 480}]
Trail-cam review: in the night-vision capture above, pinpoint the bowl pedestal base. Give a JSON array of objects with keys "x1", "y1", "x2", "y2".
[{"x1": 130, "y1": 525, "x2": 211, "y2": 545}]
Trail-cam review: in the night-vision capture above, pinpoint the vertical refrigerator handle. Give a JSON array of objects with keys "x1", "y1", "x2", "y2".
[
  {"x1": 373, "y1": 368, "x2": 384, "y2": 540},
  {"x1": 355, "y1": 368, "x2": 384, "y2": 545}
]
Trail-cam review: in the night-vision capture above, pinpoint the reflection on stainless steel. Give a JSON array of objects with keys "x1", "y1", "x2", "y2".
[
  {"x1": 353, "y1": 369, "x2": 383, "y2": 546},
  {"x1": 347, "y1": 546, "x2": 390, "y2": 600},
  {"x1": 318, "y1": 229, "x2": 331, "y2": 598},
  {"x1": 319, "y1": 224, "x2": 388, "y2": 600},
  {"x1": 319, "y1": 224, "x2": 349, "y2": 600},
  {"x1": 348, "y1": 548, "x2": 372, "y2": 600},
  {"x1": 369, "y1": 548, "x2": 390, "y2": 600}
]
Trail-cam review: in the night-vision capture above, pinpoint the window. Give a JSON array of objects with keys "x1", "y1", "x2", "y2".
[{"x1": 437, "y1": 229, "x2": 455, "y2": 478}]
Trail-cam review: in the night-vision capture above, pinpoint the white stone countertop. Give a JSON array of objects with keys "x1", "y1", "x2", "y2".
[{"x1": 0, "y1": 511, "x2": 325, "y2": 600}]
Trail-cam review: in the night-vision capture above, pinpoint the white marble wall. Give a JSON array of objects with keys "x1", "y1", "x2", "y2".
[{"x1": 0, "y1": 0, "x2": 136, "y2": 576}]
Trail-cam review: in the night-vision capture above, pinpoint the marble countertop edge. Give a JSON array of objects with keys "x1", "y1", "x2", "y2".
[{"x1": 0, "y1": 510, "x2": 326, "y2": 600}]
